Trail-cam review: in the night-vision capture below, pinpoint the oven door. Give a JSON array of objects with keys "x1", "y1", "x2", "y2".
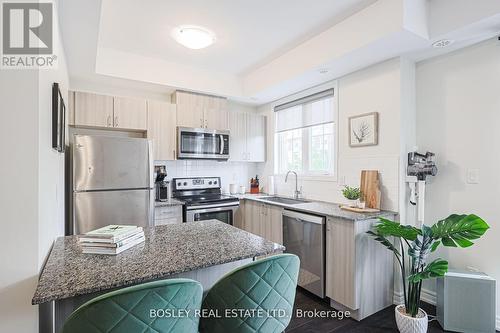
[
  {"x1": 186, "y1": 203, "x2": 238, "y2": 225},
  {"x1": 177, "y1": 127, "x2": 229, "y2": 160}
]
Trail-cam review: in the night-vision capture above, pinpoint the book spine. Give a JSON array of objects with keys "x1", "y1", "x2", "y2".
[{"x1": 83, "y1": 236, "x2": 145, "y2": 255}]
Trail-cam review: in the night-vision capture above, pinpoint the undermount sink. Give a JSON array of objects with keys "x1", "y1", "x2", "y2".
[{"x1": 259, "y1": 196, "x2": 310, "y2": 205}]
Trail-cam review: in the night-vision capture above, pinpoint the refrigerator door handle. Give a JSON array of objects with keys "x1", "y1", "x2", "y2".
[
  {"x1": 147, "y1": 139, "x2": 154, "y2": 189},
  {"x1": 219, "y1": 135, "x2": 224, "y2": 154}
]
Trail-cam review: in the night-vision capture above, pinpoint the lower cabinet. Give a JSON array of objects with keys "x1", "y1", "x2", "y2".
[
  {"x1": 154, "y1": 205, "x2": 182, "y2": 225},
  {"x1": 235, "y1": 200, "x2": 283, "y2": 245},
  {"x1": 325, "y1": 216, "x2": 395, "y2": 320}
]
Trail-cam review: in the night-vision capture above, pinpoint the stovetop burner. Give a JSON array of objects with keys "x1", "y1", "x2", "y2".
[
  {"x1": 181, "y1": 194, "x2": 238, "y2": 206},
  {"x1": 172, "y1": 177, "x2": 238, "y2": 207}
]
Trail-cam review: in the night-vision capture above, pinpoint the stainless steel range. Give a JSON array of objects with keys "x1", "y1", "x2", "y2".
[{"x1": 172, "y1": 177, "x2": 239, "y2": 225}]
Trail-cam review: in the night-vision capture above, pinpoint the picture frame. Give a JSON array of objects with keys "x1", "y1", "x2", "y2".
[
  {"x1": 348, "y1": 112, "x2": 378, "y2": 147},
  {"x1": 52, "y1": 82, "x2": 66, "y2": 153}
]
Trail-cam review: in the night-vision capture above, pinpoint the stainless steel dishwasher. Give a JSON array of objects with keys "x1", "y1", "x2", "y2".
[{"x1": 282, "y1": 209, "x2": 325, "y2": 298}]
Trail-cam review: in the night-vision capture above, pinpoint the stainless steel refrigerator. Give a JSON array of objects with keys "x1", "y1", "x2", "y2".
[{"x1": 70, "y1": 135, "x2": 154, "y2": 235}]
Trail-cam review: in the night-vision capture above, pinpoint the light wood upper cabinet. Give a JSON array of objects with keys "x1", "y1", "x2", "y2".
[
  {"x1": 228, "y1": 112, "x2": 247, "y2": 161},
  {"x1": 173, "y1": 91, "x2": 228, "y2": 130},
  {"x1": 113, "y1": 96, "x2": 147, "y2": 131},
  {"x1": 174, "y1": 91, "x2": 204, "y2": 128},
  {"x1": 147, "y1": 101, "x2": 177, "y2": 161},
  {"x1": 228, "y1": 112, "x2": 266, "y2": 162},
  {"x1": 205, "y1": 106, "x2": 228, "y2": 130},
  {"x1": 72, "y1": 91, "x2": 147, "y2": 131},
  {"x1": 74, "y1": 91, "x2": 113, "y2": 128},
  {"x1": 246, "y1": 113, "x2": 266, "y2": 162},
  {"x1": 68, "y1": 91, "x2": 75, "y2": 125}
]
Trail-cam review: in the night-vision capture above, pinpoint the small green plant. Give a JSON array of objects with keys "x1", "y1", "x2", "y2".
[
  {"x1": 342, "y1": 186, "x2": 361, "y2": 200},
  {"x1": 367, "y1": 214, "x2": 489, "y2": 317}
]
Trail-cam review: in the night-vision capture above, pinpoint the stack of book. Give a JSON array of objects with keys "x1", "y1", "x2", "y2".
[{"x1": 79, "y1": 225, "x2": 145, "y2": 255}]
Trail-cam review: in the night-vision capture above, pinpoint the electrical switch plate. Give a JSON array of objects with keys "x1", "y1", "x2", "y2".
[{"x1": 466, "y1": 168, "x2": 479, "y2": 184}]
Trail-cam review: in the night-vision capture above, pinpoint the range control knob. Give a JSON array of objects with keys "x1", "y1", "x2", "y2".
[
  {"x1": 214, "y1": 180, "x2": 218, "y2": 184},
  {"x1": 183, "y1": 182, "x2": 188, "y2": 186},
  {"x1": 177, "y1": 182, "x2": 181, "y2": 186},
  {"x1": 208, "y1": 181, "x2": 213, "y2": 185}
]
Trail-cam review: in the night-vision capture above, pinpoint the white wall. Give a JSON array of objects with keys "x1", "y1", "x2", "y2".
[
  {"x1": 0, "y1": 71, "x2": 40, "y2": 333},
  {"x1": 0, "y1": 1, "x2": 69, "y2": 331},
  {"x1": 416, "y1": 38, "x2": 500, "y2": 327},
  {"x1": 38, "y1": 0, "x2": 70, "y2": 269},
  {"x1": 256, "y1": 58, "x2": 404, "y2": 212}
]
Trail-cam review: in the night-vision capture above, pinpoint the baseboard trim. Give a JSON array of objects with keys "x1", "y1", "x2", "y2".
[
  {"x1": 393, "y1": 288, "x2": 436, "y2": 305},
  {"x1": 394, "y1": 289, "x2": 500, "y2": 331},
  {"x1": 420, "y1": 288, "x2": 436, "y2": 305}
]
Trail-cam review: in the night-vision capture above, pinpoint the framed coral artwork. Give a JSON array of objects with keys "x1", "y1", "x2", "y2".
[{"x1": 349, "y1": 112, "x2": 378, "y2": 147}]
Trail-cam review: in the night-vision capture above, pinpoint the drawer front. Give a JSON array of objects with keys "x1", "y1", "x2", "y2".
[
  {"x1": 155, "y1": 217, "x2": 182, "y2": 226},
  {"x1": 155, "y1": 206, "x2": 182, "y2": 219}
]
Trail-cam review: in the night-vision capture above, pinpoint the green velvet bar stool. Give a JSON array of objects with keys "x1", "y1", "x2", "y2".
[
  {"x1": 62, "y1": 278, "x2": 203, "y2": 333},
  {"x1": 200, "y1": 254, "x2": 300, "y2": 333}
]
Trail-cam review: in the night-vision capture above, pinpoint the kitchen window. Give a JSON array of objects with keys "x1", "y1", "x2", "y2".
[{"x1": 274, "y1": 88, "x2": 336, "y2": 176}]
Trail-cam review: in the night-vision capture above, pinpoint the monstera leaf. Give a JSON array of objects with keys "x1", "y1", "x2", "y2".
[
  {"x1": 374, "y1": 218, "x2": 421, "y2": 241},
  {"x1": 408, "y1": 225, "x2": 435, "y2": 268},
  {"x1": 408, "y1": 259, "x2": 448, "y2": 283},
  {"x1": 367, "y1": 230, "x2": 400, "y2": 257},
  {"x1": 431, "y1": 214, "x2": 489, "y2": 248}
]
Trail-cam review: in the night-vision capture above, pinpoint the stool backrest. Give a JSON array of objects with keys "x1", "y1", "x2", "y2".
[
  {"x1": 200, "y1": 254, "x2": 300, "y2": 333},
  {"x1": 63, "y1": 278, "x2": 203, "y2": 333}
]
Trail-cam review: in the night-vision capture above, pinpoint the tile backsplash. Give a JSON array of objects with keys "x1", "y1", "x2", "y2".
[{"x1": 155, "y1": 160, "x2": 258, "y2": 194}]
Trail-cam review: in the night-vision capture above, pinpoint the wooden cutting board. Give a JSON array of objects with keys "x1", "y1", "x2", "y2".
[
  {"x1": 360, "y1": 170, "x2": 381, "y2": 209},
  {"x1": 340, "y1": 206, "x2": 380, "y2": 213}
]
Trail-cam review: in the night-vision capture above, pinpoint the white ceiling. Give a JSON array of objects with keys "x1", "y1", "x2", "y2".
[
  {"x1": 98, "y1": 0, "x2": 376, "y2": 75},
  {"x1": 60, "y1": 0, "x2": 500, "y2": 104}
]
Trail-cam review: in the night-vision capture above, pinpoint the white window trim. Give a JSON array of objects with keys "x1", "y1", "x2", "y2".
[{"x1": 273, "y1": 81, "x2": 339, "y2": 181}]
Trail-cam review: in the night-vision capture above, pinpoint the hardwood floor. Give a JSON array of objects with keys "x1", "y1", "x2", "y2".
[{"x1": 286, "y1": 288, "x2": 448, "y2": 332}]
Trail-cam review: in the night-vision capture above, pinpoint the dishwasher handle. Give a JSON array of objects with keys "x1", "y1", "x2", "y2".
[{"x1": 283, "y1": 210, "x2": 325, "y2": 225}]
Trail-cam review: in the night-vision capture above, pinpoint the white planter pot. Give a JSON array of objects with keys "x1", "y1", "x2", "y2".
[
  {"x1": 395, "y1": 304, "x2": 428, "y2": 333},
  {"x1": 347, "y1": 199, "x2": 358, "y2": 207}
]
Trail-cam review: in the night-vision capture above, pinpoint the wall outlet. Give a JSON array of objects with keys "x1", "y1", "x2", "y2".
[
  {"x1": 466, "y1": 168, "x2": 479, "y2": 184},
  {"x1": 466, "y1": 266, "x2": 481, "y2": 273}
]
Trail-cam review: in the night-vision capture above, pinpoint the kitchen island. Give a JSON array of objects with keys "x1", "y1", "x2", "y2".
[{"x1": 33, "y1": 220, "x2": 284, "y2": 333}]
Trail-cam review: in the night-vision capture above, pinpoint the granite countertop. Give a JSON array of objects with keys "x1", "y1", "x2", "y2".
[
  {"x1": 236, "y1": 193, "x2": 396, "y2": 221},
  {"x1": 154, "y1": 198, "x2": 184, "y2": 207},
  {"x1": 32, "y1": 220, "x2": 284, "y2": 305}
]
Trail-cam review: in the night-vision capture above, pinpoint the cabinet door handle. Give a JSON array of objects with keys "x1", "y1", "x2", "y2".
[
  {"x1": 107, "y1": 115, "x2": 111, "y2": 127},
  {"x1": 200, "y1": 118, "x2": 204, "y2": 128},
  {"x1": 114, "y1": 116, "x2": 118, "y2": 127},
  {"x1": 173, "y1": 149, "x2": 176, "y2": 159}
]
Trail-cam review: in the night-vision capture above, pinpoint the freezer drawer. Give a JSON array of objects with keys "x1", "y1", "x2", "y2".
[
  {"x1": 283, "y1": 210, "x2": 325, "y2": 298},
  {"x1": 73, "y1": 135, "x2": 153, "y2": 191},
  {"x1": 73, "y1": 189, "x2": 154, "y2": 234}
]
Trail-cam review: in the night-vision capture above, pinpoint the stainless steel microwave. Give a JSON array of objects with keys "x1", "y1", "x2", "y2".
[{"x1": 177, "y1": 127, "x2": 230, "y2": 160}]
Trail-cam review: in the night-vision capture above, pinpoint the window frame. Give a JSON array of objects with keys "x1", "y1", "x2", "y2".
[{"x1": 273, "y1": 82, "x2": 339, "y2": 181}]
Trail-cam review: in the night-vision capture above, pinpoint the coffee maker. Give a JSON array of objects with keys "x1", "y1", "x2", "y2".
[{"x1": 154, "y1": 166, "x2": 170, "y2": 201}]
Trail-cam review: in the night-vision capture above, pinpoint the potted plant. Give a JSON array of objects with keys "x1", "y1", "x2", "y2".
[
  {"x1": 367, "y1": 214, "x2": 489, "y2": 333},
  {"x1": 341, "y1": 185, "x2": 362, "y2": 207}
]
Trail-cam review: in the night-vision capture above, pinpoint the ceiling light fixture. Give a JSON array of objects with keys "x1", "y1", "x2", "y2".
[
  {"x1": 432, "y1": 39, "x2": 454, "y2": 48},
  {"x1": 172, "y1": 25, "x2": 216, "y2": 50}
]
